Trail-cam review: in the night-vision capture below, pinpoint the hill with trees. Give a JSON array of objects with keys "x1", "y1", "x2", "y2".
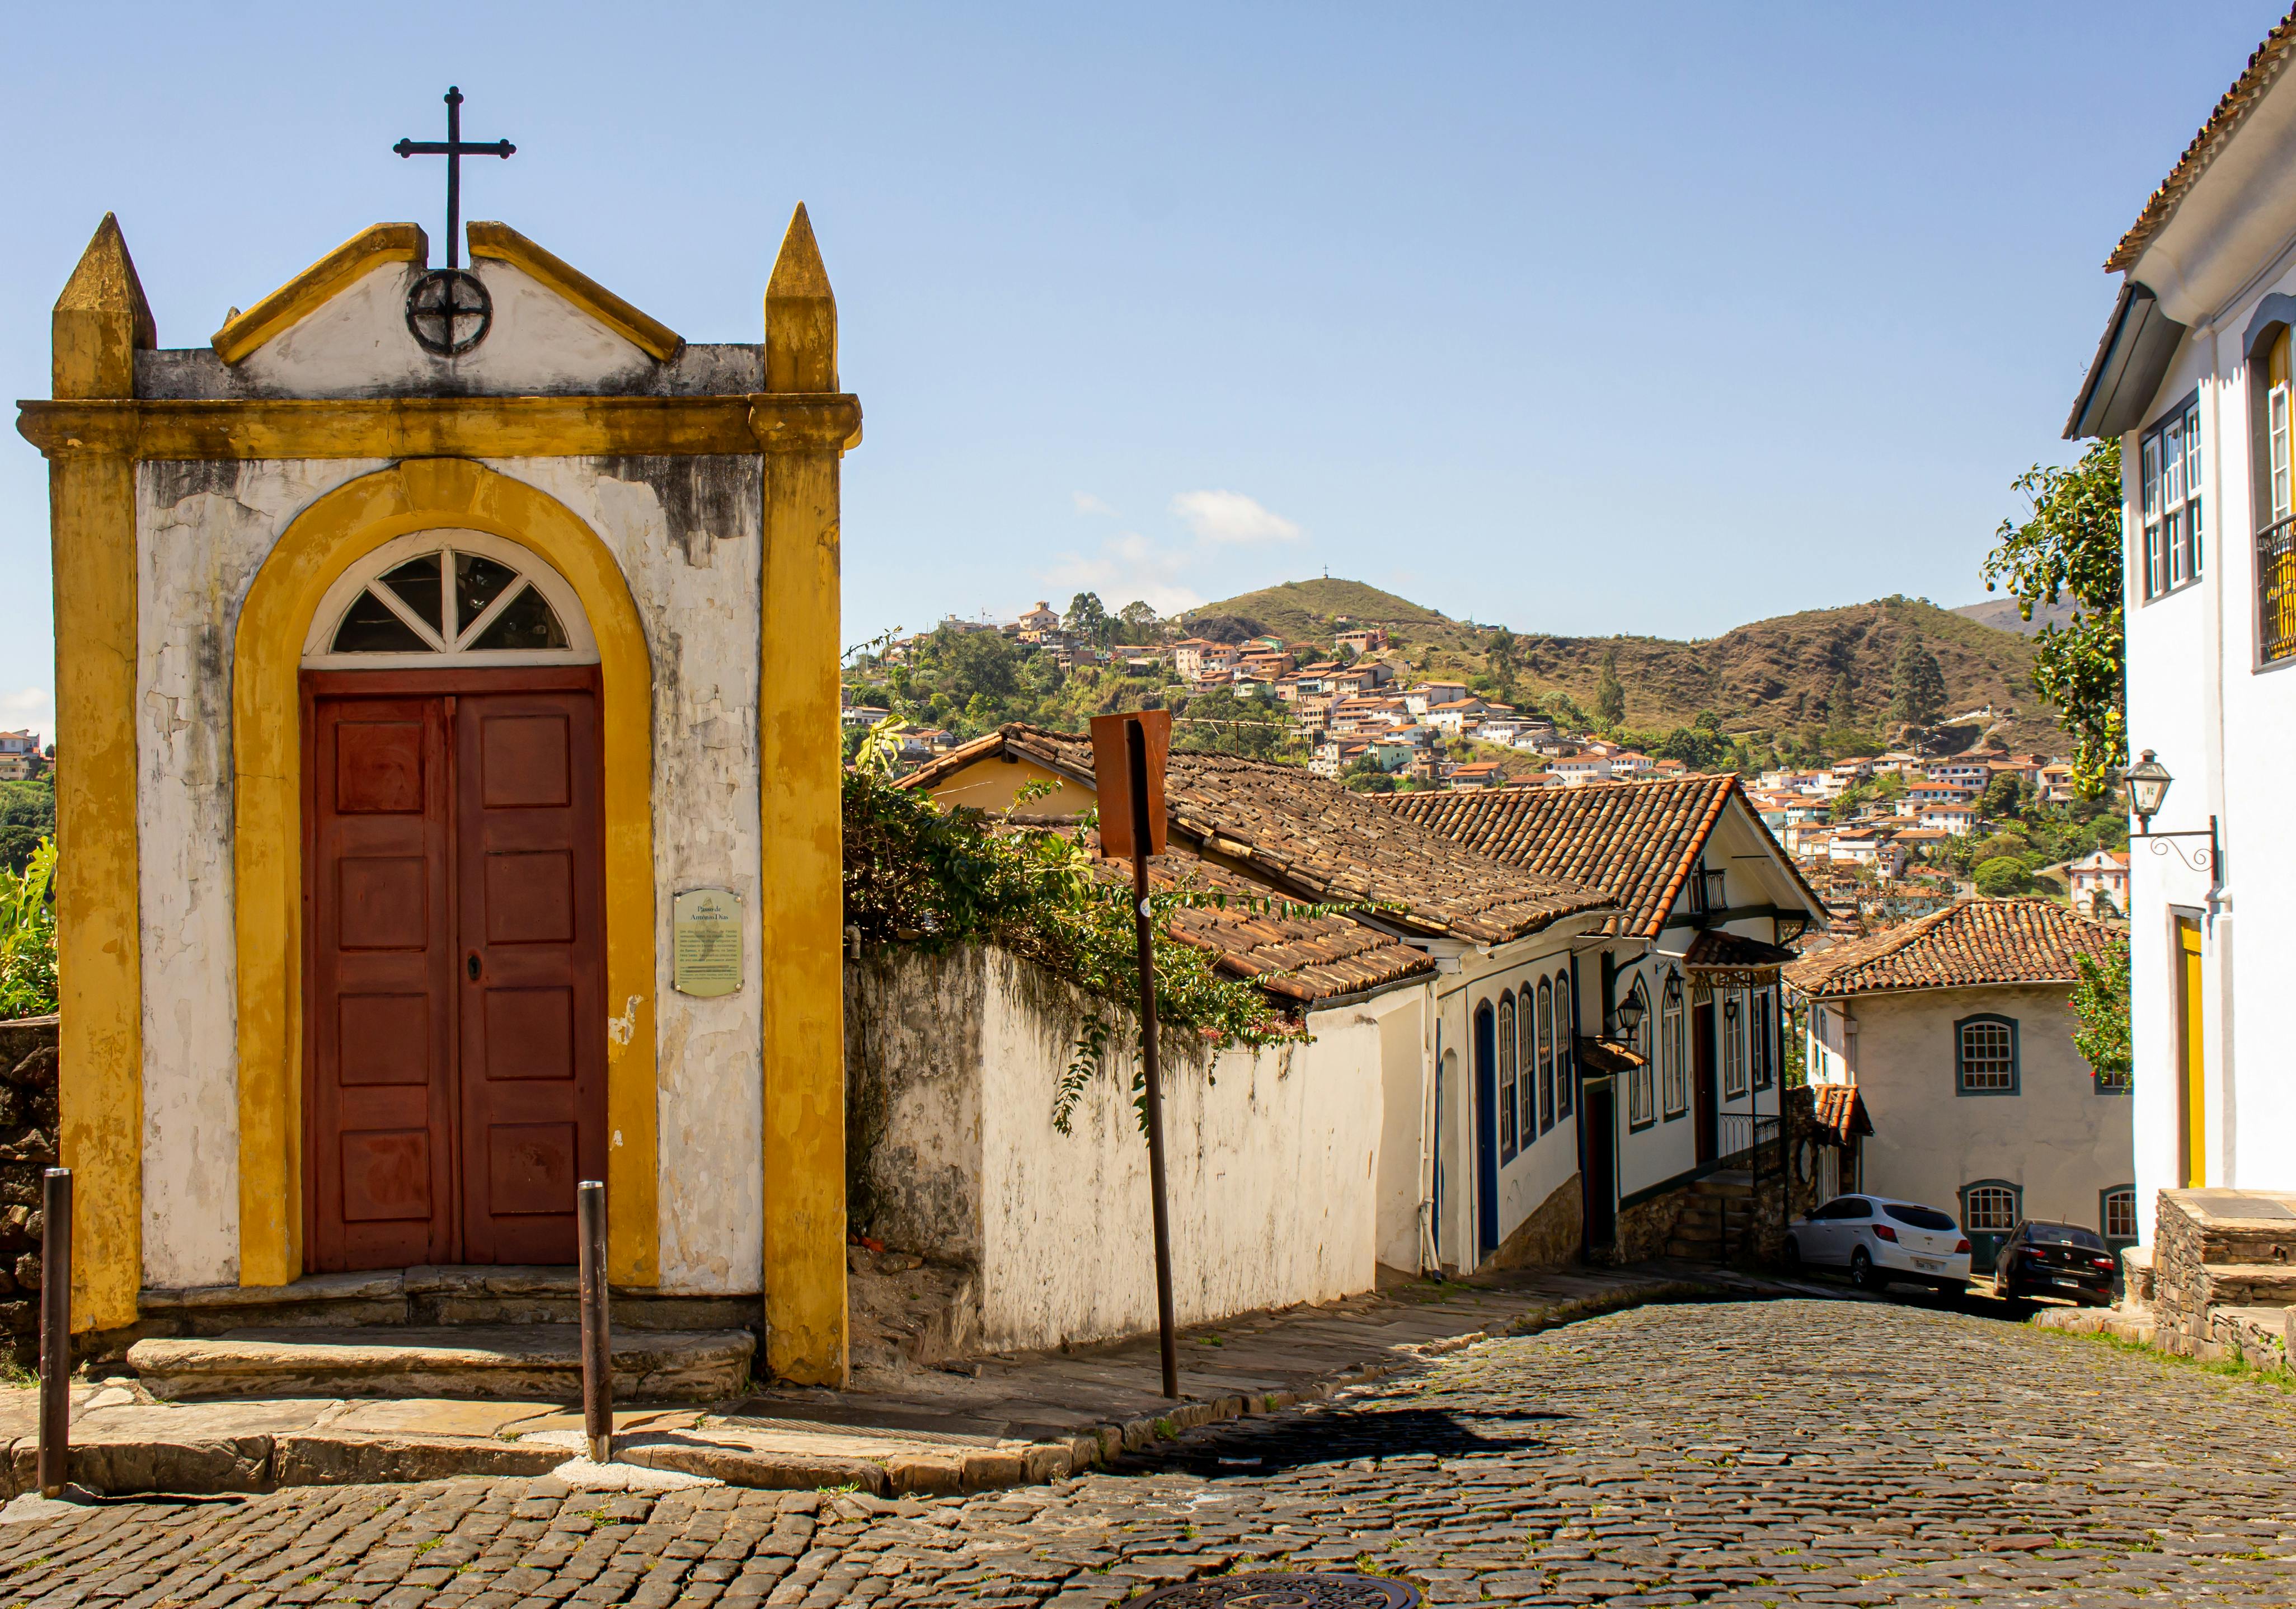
[{"x1": 1185, "y1": 581, "x2": 2056, "y2": 755}]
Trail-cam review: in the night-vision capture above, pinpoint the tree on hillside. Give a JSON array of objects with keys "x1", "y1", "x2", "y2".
[
  {"x1": 1486, "y1": 627, "x2": 1520, "y2": 703},
  {"x1": 1825, "y1": 671, "x2": 1858, "y2": 731},
  {"x1": 1116, "y1": 600, "x2": 1161, "y2": 640},
  {"x1": 1982, "y1": 439, "x2": 2124, "y2": 794},
  {"x1": 1889, "y1": 638, "x2": 1948, "y2": 728},
  {"x1": 1064, "y1": 592, "x2": 1111, "y2": 645},
  {"x1": 1974, "y1": 856, "x2": 2035, "y2": 898},
  {"x1": 1595, "y1": 649, "x2": 1626, "y2": 728},
  {"x1": 1980, "y1": 772, "x2": 2029, "y2": 820}
]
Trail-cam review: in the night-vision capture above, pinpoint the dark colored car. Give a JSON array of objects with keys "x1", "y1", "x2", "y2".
[{"x1": 1993, "y1": 1219, "x2": 2117, "y2": 1306}]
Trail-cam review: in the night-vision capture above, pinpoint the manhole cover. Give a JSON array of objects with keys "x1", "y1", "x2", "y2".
[{"x1": 1133, "y1": 1575, "x2": 1419, "y2": 1608}]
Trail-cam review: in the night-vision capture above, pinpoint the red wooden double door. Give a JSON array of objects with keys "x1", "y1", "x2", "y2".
[{"x1": 303, "y1": 668, "x2": 608, "y2": 1272}]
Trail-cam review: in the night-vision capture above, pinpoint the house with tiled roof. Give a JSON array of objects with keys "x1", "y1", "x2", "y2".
[
  {"x1": 1385, "y1": 775, "x2": 1829, "y2": 1261},
  {"x1": 899, "y1": 724, "x2": 1624, "y2": 1276},
  {"x1": 1783, "y1": 899, "x2": 2132, "y2": 1271},
  {"x1": 2055, "y1": 14, "x2": 2296, "y2": 1314}
]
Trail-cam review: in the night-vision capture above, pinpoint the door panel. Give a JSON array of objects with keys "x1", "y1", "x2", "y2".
[
  {"x1": 307, "y1": 697, "x2": 456, "y2": 1271},
  {"x1": 1473, "y1": 1007, "x2": 1499, "y2": 1263},
  {"x1": 456, "y1": 689, "x2": 607, "y2": 1265},
  {"x1": 306, "y1": 673, "x2": 606, "y2": 1272}
]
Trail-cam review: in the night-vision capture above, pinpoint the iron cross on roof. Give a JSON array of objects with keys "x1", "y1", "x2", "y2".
[{"x1": 393, "y1": 86, "x2": 515, "y2": 269}]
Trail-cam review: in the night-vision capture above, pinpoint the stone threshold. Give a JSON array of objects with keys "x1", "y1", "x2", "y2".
[{"x1": 14, "y1": 1261, "x2": 1825, "y2": 1500}]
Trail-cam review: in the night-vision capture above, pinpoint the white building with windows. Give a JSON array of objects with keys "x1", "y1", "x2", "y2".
[
  {"x1": 2061, "y1": 11, "x2": 2296, "y2": 1237},
  {"x1": 1786, "y1": 900, "x2": 2134, "y2": 1269}
]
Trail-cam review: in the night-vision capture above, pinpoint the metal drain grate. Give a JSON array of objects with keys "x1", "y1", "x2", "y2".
[{"x1": 1131, "y1": 1574, "x2": 1419, "y2": 1607}]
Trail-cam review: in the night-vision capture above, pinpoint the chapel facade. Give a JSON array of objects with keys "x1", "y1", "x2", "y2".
[{"x1": 19, "y1": 208, "x2": 857, "y2": 1383}]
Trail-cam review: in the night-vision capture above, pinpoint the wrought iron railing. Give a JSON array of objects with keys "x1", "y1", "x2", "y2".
[
  {"x1": 2260, "y1": 513, "x2": 2296, "y2": 664},
  {"x1": 1718, "y1": 1112, "x2": 1782, "y2": 1178}
]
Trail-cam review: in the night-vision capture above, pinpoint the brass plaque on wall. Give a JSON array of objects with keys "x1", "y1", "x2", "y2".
[{"x1": 672, "y1": 888, "x2": 743, "y2": 997}]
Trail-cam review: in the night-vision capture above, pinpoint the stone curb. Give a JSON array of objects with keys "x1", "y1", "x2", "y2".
[{"x1": 29, "y1": 1272, "x2": 1759, "y2": 1498}]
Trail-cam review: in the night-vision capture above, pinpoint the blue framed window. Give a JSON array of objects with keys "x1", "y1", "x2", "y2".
[
  {"x1": 1554, "y1": 970, "x2": 1575, "y2": 1121},
  {"x1": 1955, "y1": 1013, "x2": 2020, "y2": 1095},
  {"x1": 1497, "y1": 992, "x2": 1518, "y2": 1160}
]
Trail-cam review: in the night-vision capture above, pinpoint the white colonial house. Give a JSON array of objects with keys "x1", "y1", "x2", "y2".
[
  {"x1": 1786, "y1": 900, "x2": 2134, "y2": 1270},
  {"x1": 2062, "y1": 11, "x2": 2296, "y2": 1237},
  {"x1": 2068, "y1": 850, "x2": 2131, "y2": 918},
  {"x1": 1389, "y1": 776, "x2": 1830, "y2": 1260}
]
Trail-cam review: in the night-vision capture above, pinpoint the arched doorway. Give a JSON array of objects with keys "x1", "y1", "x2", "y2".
[{"x1": 300, "y1": 531, "x2": 608, "y2": 1272}]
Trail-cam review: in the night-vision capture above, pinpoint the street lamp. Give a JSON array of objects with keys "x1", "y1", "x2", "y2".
[
  {"x1": 1614, "y1": 987, "x2": 1647, "y2": 1043},
  {"x1": 2125, "y1": 749, "x2": 2173, "y2": 831},
  {"x1": 2124, "y1": 748, "x2": 2219, "y2": 880}
]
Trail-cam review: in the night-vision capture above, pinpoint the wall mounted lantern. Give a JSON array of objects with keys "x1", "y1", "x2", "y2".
[{"x1": 2125, "y1": 749, "x2": 2219, "y2": 881}]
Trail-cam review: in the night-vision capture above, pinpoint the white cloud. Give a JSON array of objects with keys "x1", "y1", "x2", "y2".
[
  {"x1": 1039, "y1": 532, "x2": 1205, "y2": 617},
  {"x1": 1072, "y1": 491, "x2": 1117, "y2": 517},
  {"x1": 0, "y1": 688, "x2": 53, "y2": 744},
  {"x1": 1169, "y1": 489, "x2": 1303, "y2": 545}
]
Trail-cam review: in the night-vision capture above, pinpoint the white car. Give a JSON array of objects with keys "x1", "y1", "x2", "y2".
[{"x1": 1785, "y1": 1193, "x2": 1973, "y2": 1294}]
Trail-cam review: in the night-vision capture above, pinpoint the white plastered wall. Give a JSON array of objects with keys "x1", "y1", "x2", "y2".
[
  {"x1": 133, "y1": 452, "x2": 766, "y2": 1294},
  {"x1": 1840, "y1": 986, "x2": 2134, "y2": 1233},
  {"x1": 974, "y1": 954, "x2": 1386, "y2": 1350}
]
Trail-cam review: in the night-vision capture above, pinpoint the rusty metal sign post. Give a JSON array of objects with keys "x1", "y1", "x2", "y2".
[{"x1": 1089, "y1": 709, "x2": 1179, "y2": 1400}]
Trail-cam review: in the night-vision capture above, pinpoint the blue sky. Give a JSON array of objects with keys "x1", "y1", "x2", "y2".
[{"x1": 1, "y1": 3, "x2": 2281, "y2": 740}]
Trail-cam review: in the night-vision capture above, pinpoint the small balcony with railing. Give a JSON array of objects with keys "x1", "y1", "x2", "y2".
[{"x1": 2262, "y1": 512, "x2": 2296, "y2": 664}]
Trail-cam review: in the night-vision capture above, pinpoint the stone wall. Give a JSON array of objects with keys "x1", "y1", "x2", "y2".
[
  {"x1": 2151, "y1": 1188, "x2": 2296, "y2": 1354},
  {"x1": 0, "y1": 1016, "x2": 58, "y2": 1365},
  {"x1": 1490, "y1": 1173, "x2": 1583, "y2": 1271}
]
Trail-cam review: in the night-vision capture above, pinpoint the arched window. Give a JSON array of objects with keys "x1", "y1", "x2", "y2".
[
  {"x1": 1553, "y1": 970, "x2": 1574, "y2": 1120},
  {"x1": 1624, "y1": 977, "x2": 1655, "y2": 1130},
  {"x1": 1496, "y1": 992, "x2": 1519, "y2": 1161},
  {"x1": 1960, "y1": 1180, "x2": 2021, "y2": 1234},
  {"x1": 1515, "y1": 992, "x2": 1534, "y2": 1151},
  {"x1": 1660, "y1": 972, "x2": 1688, "y2": 1119},
  {"x1": 1536, "y1": 978, "x2": 1555, "y2": 1134},
  {"x1": 303, "y1": 529, "x2": 599, "y2": 668}
]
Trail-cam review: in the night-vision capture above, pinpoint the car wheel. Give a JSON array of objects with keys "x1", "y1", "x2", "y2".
[
  {"x1": 1851, "y1": 1248, "x2": 1884, "y2": 1292},
  {"x1": 1783, "y1": 1235, "x2": 1802, "y2": 1270}
]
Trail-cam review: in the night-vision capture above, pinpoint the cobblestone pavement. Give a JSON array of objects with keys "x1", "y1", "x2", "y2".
[{"x1": 6, "y1": 1300, "x2": 2294, "y2": 1607}]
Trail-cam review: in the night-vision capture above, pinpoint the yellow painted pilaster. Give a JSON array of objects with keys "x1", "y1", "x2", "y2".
[
  {"x1": 48, "y1": 215, "x2": 152, "y2": 1331},
  {"x1": 759, "y1": 204, "x2": 850, "y2": 1385}
]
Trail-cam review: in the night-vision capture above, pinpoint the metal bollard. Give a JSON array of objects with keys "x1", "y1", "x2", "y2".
[
  {"x1": 577, "y1": 1181, "x2": 611, "y2": 1463},
  {"x1": 37, "y1": 1167, "x2": 71, "y2": 1499}
]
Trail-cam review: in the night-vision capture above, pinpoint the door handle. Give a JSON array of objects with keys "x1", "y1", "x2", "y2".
[{"x1": 467, "y1": 953, "x2": 482, "y2": 982}]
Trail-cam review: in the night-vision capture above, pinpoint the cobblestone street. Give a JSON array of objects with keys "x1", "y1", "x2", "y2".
[{"x1": 5, "y1": 1300, "x2": 2293, "y2": 1607}]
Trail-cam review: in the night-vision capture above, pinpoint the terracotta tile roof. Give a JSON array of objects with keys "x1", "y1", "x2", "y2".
[
  {"x1": 1782, "y1": 898, "x2": 2120, "y2": 998},
  {"x1": 1810, "y1": 1084, "x2": 1874, "y2": 1146},
  {"x1": 903, "y1": 724, "x2": 1613, "y2": 944},
  {"x1": 1682, "y1": 930, "x2": 1797, "y2": 973},
  {"x1": 2107, "y1": 8, "x2": 2296, "y2": 272},
  {"x1": 1382, "y1": 774, "x2": 1825, "y2": 940},
  {"x1": 1082, "y1": 831, "x2": 1435, "y2": 1007},
  {"x1": 1576, "y1": 1035, "x2": 1646, "y2": 1074}
]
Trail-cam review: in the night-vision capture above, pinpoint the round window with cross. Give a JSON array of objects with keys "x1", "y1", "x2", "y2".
[{"x1": 302, "y1": 529, "x2": 598, "y2": 668}]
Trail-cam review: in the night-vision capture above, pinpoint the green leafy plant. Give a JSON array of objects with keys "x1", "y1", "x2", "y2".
[
  {"x1": 0, "y1": 838, "x2": 57, "y2": 1020},
  {"x1": 2070, "y1": 937, "x2": 2131, "y2": 1090},
  {"x1": 844, "y1": 772, "x2": 1334, "y2": 1135},
  {"x1": 1983, "y1": 440, "x2": 2125, "y2": 794},
  {"x1": 1973, "y1": 856, "x2": 2035, "y2": 898}
]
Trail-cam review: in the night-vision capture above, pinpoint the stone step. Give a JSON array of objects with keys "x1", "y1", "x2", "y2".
[
  {"x1": 2199, "y1": 1263, "x2": 2296, "y2": 1308},
  {"x1": 127, "y1": 1326, "x2": 755, "y2": 1404}
]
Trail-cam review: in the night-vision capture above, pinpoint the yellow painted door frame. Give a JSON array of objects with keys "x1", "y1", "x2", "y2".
[{"x1": 2176, "y1": 916, "x2": 2205, "y2": 1188}]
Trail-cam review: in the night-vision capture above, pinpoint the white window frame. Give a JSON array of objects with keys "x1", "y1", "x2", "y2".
[
  {"x1": 2140, "y1": 396, "x2": 2203, "y2": 601},
  {"x1": 1660, "y1": 972, "x2": 1688, "y2": 1120},
  {"x1": 1722, "y1": 988, "x2": 1749, "y2": 1101},
  {"x1": 1497, "y1": 993, "x2": 1518, "y2": 1161},
  {"x1": 303, "y1": 528, "x2": 600, "y2": 669}
]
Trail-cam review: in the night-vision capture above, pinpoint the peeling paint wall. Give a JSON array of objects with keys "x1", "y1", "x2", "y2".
[
  {"x1": 134, "y1": 451, "x2": 766, "y2": 1294},
  {"x1": 849, "y1": 945, "x2": 1395, "y2": 1353},
  {"x1": 137, "y1": 456, "x2": 389, "y2": 1289},
  {"x1": 495, "y1": 457, "x2": 764, "y2": 1294}
]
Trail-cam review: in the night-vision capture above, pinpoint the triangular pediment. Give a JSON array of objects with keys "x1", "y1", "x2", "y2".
[{"x1": 206, "y1": 222, "x2": 688, "y2": 398}]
